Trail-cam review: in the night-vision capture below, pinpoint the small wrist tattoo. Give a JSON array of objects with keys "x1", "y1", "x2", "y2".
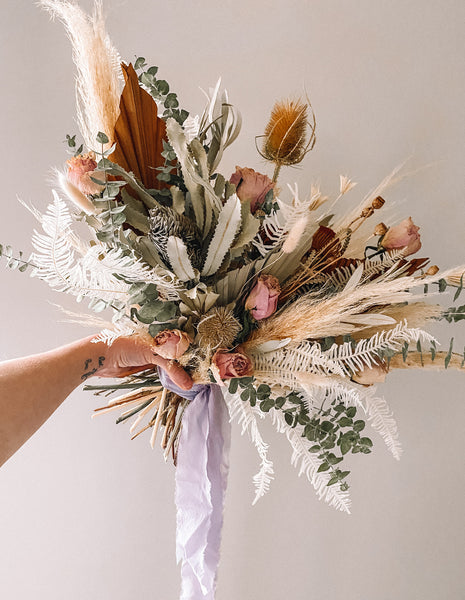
[{"x1": 81, "y1": 356, "x2": 105, "y2": 381}]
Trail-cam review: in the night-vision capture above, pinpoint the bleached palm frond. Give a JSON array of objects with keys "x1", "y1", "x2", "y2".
[
  {"x1": 325, "y1": 321, "x2": 436, "y2": 375},
  {"x1": 270, "y1": 409, "x2": 352, "y2": 513},
  {"x1": 214, "y1": 256, "x2": 267, "y2": 305},
  {"x1": 39, "y1": 0, "x2": 122, "y2": 149},
  {"x1": 224, "y1": 391, "x2": 274, "y2": 504}
]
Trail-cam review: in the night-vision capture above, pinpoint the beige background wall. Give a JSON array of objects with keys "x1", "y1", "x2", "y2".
[{"x1": 0, "y1": 1, "x2": 464, "y2": 599}]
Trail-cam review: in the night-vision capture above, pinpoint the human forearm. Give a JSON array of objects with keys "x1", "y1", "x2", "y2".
[
  {"x1": 0, "y1": 333, "x2": 193, "y2": 467},
  {"x1": 0, "y1": 336, "x2": 108, "y2": 466}
]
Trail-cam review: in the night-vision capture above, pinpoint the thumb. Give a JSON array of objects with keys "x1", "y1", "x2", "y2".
[{"x1": 151, "y1": 355, "x2": 193, "y2": 391}]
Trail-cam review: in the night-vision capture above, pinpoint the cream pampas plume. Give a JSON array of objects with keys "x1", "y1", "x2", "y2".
[{"x1": 38, "y1": 0, "x2": 122, "y2": 149}]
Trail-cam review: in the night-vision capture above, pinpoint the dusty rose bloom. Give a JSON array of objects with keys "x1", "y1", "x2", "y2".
[
  {"x1": 352, "y1": 361, "x2": 388, "y2": 386},
  {"x1": 381, "y1": 217, "x2": 421, "y2": 256},
  {"x1": 229, "y1": 166, "x2": 275, "y2": 213},
  {"x1": 212, "y1": 349, "x2": 254, "y2": 379},
  {"x1": 245, "y1": 274, "x2": 281, "y2": 320},
  {"x1": 66, "y1": 152, "x2": 105, "y2": 196},
  {"x1": 153, "y1": 329, "x2": 192, "y2": 360}
]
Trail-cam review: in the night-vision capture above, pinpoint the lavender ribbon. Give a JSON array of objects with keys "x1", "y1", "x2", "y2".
[{"x1": 159, "y1": 369, "x2": 231, "y2": 600}]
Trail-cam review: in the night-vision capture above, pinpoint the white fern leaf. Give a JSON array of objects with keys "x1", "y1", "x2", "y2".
[
  {"x1": 166, "y1": 236, "x2": 196, "y2": 282},
  {"x1": 201, "y1": 194, "x2": 241, "y2": 276},
  {"x1": 91, "y1": 321, "x2": 138, "y2": 346},
  {"x1": 364, "y1": 395, "x2": 403, "y2": 459},
  {"x1": 224, "y1": 391, "x2": 274, "y2": 504},
  {"x1": 252, "y1": 341, "x2": 345, "y2": 390},
  {"x1": 270, "y1": 409, "x2": 352, "y2": 513},
  {"x1": 325, "y1": 321, "x2": 436, "y2": 375},
  {"x1": 31, "y1": 192, "x2": 145, "y2": 303}
]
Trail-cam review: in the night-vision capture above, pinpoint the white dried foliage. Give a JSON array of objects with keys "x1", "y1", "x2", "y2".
[
  {"x1": 31, "y1": 192, "x2": 148, "y2": 303},
  {"x1": 223, "y1": 391, "x2": 274, "y2": 504},
  {"x1": 252, "y1": 341, "x2": 345, "y2": 389},
  {"x1": 324, "y1": 321, "x2": 436, "y2": 375},
  {"x1": 363, "y1": 395, "x2": 403, "y2": 460},
  {"x1": 270, "y1": 408, "x2": 352, "y2": 513},
  {"x1": 91, "y1": 321, "x2": 141, "y2": 346},
  {"x1": 39, "y1": 0, "x2": 122, "y2": 149},
  {"x1": 199, "y1": 78, "x2": 242, "y2": 172},
  {"x1": 253, "y1": 184, "x2": 315, "y2": 257}
]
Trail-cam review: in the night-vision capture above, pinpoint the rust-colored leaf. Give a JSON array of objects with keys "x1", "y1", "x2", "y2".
[{"x1": 110, "y1": 63, "x2": 166, "y2": 190}]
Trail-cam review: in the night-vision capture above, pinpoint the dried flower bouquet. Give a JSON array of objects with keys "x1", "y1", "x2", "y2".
[{"x1": 2, "y1": 1, "x2": 464, "y2": 598}]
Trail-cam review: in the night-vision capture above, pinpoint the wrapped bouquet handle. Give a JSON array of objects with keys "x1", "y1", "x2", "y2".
[{"x1": 159, "y1": 369, "x2": 231, "y2": 600}]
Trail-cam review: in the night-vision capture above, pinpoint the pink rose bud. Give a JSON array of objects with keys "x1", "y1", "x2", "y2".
[
  {"x1": 245, "y1": 274, "x2": 281, "y2": 320},
  {"x1": 212, "y1": 349, "x2": 254, "y2": 380},
  {"x1": 380, "y1": 217, "x2": 421, "y2": 256},
  {"x1": 229, "y1": 166, "x2": 275, "y2": 213},
  {"x1": 66, "y1": 152, "x2": 105, "y2": 196},
  {"x1": 152, "y1": 329, "x2": 192, "y2": 360},
  {"x1": 351, "y1": 361, "x2": 388, "y2": 386}
]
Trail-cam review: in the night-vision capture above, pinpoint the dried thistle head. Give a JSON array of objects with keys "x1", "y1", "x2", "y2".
[
  {"x1": 259, "y1": 98, "x2": 316, "y2": 168},
  {"x1": 196, "y1": 306, "x2": 242, "y2": 349}
]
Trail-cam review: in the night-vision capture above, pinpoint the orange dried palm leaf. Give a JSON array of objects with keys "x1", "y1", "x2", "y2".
[{"x1": 110, "y1": 63, "x2": 166, "y2": 190}]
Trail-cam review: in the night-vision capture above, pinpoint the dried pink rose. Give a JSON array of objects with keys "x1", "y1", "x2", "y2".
[
  {"x1": 212, "y1": 349, "x2": 254, "y2": 380},
  {"x1": 245, "y1": 274, "x2": 281, "y2": 320},
  {"x1": 229, "y1": 166, "x2": 275, "y2": 213},
  {"x1": 152, "y1": 329, "x2": 192, "y2": 360},
  {"x1": 351, "y1": 361, "x2": 388, "y2": 386},
  {"x1": 66, "y1": 152, "x2": 105, "y2": 196},
  {"x1": 380, "y1": 217, "x2": 421, "y2": 256}
]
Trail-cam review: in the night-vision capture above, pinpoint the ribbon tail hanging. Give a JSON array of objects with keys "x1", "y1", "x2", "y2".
[{"x1": 158, "y1": 370, "x2": 231, "y2": 600}]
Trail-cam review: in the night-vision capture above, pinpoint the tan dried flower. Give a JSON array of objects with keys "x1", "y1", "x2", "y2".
[
  {"x1": 259, "y1": 98, "x2": 316, "y2": 178},
  {"x1": 196, "y1": 306, "x2": 242, "y2": 349}
]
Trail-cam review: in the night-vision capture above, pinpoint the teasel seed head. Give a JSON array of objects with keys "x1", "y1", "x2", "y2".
[
  {"x1": 196, "y1": 306, "x2": 242, "y2": 349},
  {"x1": 258, "y1": 97, "x2": 316, "y2": 178}
]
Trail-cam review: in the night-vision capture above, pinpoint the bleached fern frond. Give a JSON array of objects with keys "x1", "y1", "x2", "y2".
[
  {"x1": 295, "y1": 373, "x2": 402, "y2": 459},
  {"x1": 224, "y1": 391, "x2": 274, "y2": 504},
  {"x1": 91, "y1": 320, "x2": 141, "y2": 346},
  {"x1": 39, "y1": 0, "x2": 122, "y2": 150},
  {"x1": 252, "y1": 341, "x2": 345, "y2": 389},
  {"x1": 364, "y1": 395, "x2": 403, "y2": 460},
  {"x1": 310, "y1": 251, "x2": 406, "y2": 290},
  {"x1": 31, "y1": 191, "x2": 79, "y2": 289},
  {"x1": 253, "y1": 184, "x2": 316, "y2": 257},
  {"x1": 270, "y1": 408, "x2": 352, "y2": 513},
  {"x1": 31, "y1": 192, "x2": 134, "y2": 302},
  {"x1": 325, "y1": 321, "x2": 436, "y2": 375}
]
